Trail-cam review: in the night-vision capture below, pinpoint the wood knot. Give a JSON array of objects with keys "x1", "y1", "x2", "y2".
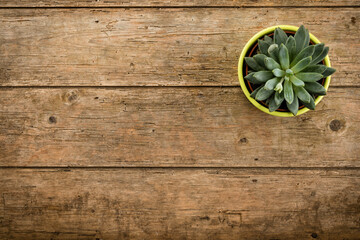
[
  {"x1": 329, "y1": 119, "x2": 343, "y2": 131},
  {"x1": 63, "y1": 90, "x2": 80, "y2": 105},
  {"x1": 239, "y1": 137, "x2": 248, "y2": 143},
  {"x1": 48, "y1": 116, "x2": 57, "y2": 124},
  {"x1": 351, "y1": 17, "x2": 356, "y2": 24},
  {"x1": 311, "y1": 233, "x2": 318, "y2": 238},
  {"x1": 68, "y1": 92, "x2": 78, "y2": 102},
  {"x1": 129, "y1": 63, "x2": 135, "y2": 72}
]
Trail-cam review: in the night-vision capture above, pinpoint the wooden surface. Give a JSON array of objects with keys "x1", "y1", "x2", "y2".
[
  {"x1": 0, "y1": 1, "x2": 359, "y2": 239},
  {"x1": 0, "y1": 8, "x2": 359, "y2": 86},
  {"x1": 1, "y1": 0, "x2": 359, "y2": 7},
  {"x1": 0, "y1": 87, "x2": 359, "y2": 167},
  {"x1": 1, "y1": 168, "x2": 359, "y2": 239}
]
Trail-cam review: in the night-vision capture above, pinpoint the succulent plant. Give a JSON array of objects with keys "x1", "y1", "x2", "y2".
[{"x1": 244, "y1": 25, "x2": 336, "y2": 115}]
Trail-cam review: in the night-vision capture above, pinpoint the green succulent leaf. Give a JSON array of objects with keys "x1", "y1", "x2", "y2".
[
  {"x1": 289, "y1": 75, "x2": 305, "y2": 87},
  {"x1": 264, "y1": 77, "x2": 281, "y2": 90},
  {"x1": 245, "y1": 72, "x2": 263, "y2": 84},
  {"x1": 255, "y1": 87, "x2": 274, "y2": 101},
  {"x1": 250, "y1": 84, "x2": 264, "y2": 98},
  {"x1": 303, "y1": 29, "x2": 310, "y2": 50},
  {"x1": 269, "y1": 95, "x2": 282, "y2": 112},
  {"x1": 294, "y1": 86, "x2": 311, "y2": 103},
  {"x1": 264, "y1": 57, "x2": 281, "y2": 70},
  {"x1": 245, "y1": 57, "x2": 264, "y2": 71},
  {"x1": 294, "y1": 25, "x2": 308, "y2": 55},
  {"x1": 268, "y1": 44, "x2": 279, "y2": 62},
  {"x1": 290, "y1": 45, "x2": 315, "y2": 67},
  {"x1": 258, "y1": 40, "x2": 271, "y2": 56},
  {"x1": 274, "y1": 78, "x2": 284, "y2": 93},
  {"x1": 274, "y1": 90, "x2": 285, "y2": 106},
  {"x1": 272, "y1": 68, "x2": 285, "y2": 77},
  {"x1": 302, "y1": 64, "x2": 327, "y2": 73},
  {"x1": 254, "y1": 71, "x2": 274, "y2": 82},
  {"x1": 295, "y1": 72, "x2": 323, "y2": 82},
  {"x1": 312, "y1": 43, "x2": 325, "y2": 60},
  {"x1": 304, "y1": 82, "x2": 327, "y2": 95},
  {"x1": 311, "y1": 47, "x2": 329, "y2": 65},
  {"x1": 285, "y1": 36, "x2": 296, "y2": 62},
  {"x1": 279, "y1": 44, "x2": 290, "y2": 69},
  {"x1": 286, "y1": 94, "x2": 299, "y2": 116},
  {"x1": 284, "y1": 78, "x2": 294, "y2": 104},
  {"x1": 253, "y1": 54, "x2": 267, "y2": 69},
  {"x1": 291, "y1": 56, "x2": 312, "y2": 73},
  {"x1": 322, "y1": 67, "x2": 336, "y2": 77},
  {"x1": 301, "y1": 96, "x2": 316, "y2": 110},
  {"x1": 274, "y1": 28, "x2": 288, "y2": 46},
  {"x1": 264, "y1": 35, "x2": 273, "y2": 44},
  {"x1": 286, "y1": 69, "x2": 294, "y2": 75}
]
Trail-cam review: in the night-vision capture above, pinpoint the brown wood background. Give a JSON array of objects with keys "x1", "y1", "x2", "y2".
[{"x1": 0, "y1": 1, "x2": 359, "y2": 239}]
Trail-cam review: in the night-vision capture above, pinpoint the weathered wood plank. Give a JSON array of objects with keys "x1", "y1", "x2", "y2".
[
  {"x1": 0, "y1": 168, "x2": 359, "y2": 239},
  {"x1": 0, "y1": 8, "x2": 358, "y2": 86},
  {"x1": 0, "y1": 87, "x2": 358, "y2": 167},
  {"x1": 1, "y1": 0, "x2": 359, "y2": 7}
]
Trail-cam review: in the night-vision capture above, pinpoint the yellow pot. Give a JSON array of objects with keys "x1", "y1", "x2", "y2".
[{"x1": 238, "y1": 25, "x2": 332, "y2": 117}]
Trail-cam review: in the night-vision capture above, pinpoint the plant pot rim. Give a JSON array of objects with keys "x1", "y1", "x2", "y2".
[{"x1": 238, "y1": 25, "x2": 332, "y2": 117}]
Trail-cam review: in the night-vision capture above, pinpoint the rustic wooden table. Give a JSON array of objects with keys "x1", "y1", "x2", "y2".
[{"x1": 0, "y1": 1, "x2": 359, "y2": 239}]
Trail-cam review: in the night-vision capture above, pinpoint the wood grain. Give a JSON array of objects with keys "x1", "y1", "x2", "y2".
[
  {"x1": 0, "y1": 87, "x2": 358, "y2": 167},
  {"x1": 1, "y1": 0, "x2": 359, "y2": 7},
  {"x1": 1, "y1": 4, "x2": 359, "y2": 239},
  {"x1": 0, "y1": 8, "x2": 358, "y2": 86},
  {"x1": 1, "y1": 168, "x2": 359, "y2": 239}
]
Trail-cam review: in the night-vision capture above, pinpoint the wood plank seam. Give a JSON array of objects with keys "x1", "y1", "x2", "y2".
[
  {"x1": 1, "y1": 6, "x2": 360, "y2": 8},
  {"x1": 0, "y1": 86, "x2": 359, "y2": 88},
  {"x1": 1, "y1": 166, "x2": 360, "y2": 170}
]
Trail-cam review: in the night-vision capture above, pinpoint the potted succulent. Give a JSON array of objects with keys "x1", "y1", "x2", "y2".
[{"x1": 238, "y1": 25, "x2": 336, "y2": 116}]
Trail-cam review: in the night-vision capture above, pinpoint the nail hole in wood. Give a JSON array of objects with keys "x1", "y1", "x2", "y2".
[
  {"x1": 48, "y1": 116, "x2": 57, "y2": 124},
  {"x1": 311, "y1": 233, "x2": 318, "y2": 238},
  {"x1": 239, "y1": 137, "x2": 248, "y2": 143}
]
